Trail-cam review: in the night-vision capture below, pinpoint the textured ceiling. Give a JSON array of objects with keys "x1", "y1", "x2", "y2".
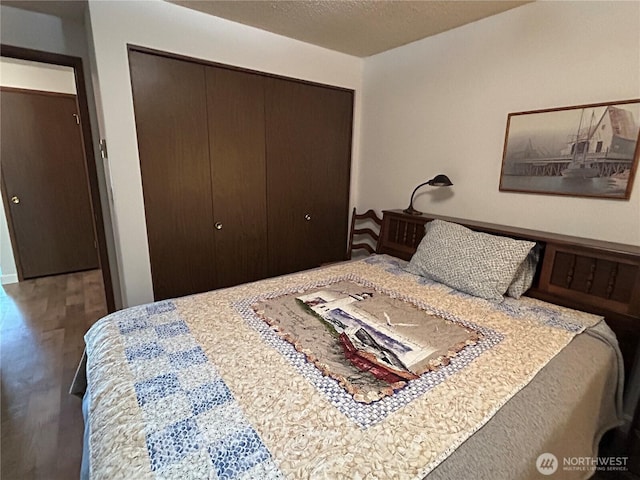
[
  {"x1": 169, "y1": 0, "x2": 531, "y2": 57},
  {"x1": 1, "y1": 0, "x2": 531, "y2": 58}
]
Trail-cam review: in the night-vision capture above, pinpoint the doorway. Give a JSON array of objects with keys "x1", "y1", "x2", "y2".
[{"x1": 0, "y1": 45, "x2": 115, "y2": 312}]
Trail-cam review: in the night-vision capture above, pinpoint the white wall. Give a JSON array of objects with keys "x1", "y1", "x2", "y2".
[
  {"x1": 87, "y1": 0, "x2": 363, "y2": 307},
  {"x1": 0, "y1": 57, "x2": 76, "y2": 93},
  {"x1": 0, "y1": 201, "x2": 17, "y2": 285},
  {"x1": 0, "y1": 5, "x2": 88, "y2": 58},
  {"x1": 358, "y1": 1, "x2": 640, "y2": 246},
  {"x1": 0, "y1": 57, "x2": 77, "y2": 284},
  {"x1": 0, "y1": 4, "x2": 122, "y2": 306}
]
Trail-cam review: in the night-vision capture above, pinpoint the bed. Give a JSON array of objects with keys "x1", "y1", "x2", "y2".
[{"x1": 74, "y1": 213, "x2": 640, "y2": 480}]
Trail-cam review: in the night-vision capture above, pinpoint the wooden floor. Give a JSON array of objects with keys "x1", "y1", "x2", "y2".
[{"x1": 1, "y1": 270, "x2": 107, "y2": 480}]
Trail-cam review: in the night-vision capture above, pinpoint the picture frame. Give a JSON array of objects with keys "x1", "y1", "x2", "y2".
[{"x1": 499, "y1": 99, "x2": 640, "y2": 199}]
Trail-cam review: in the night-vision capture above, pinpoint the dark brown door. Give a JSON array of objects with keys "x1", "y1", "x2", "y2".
[
  {"x1": 0, "y1": 88, "x2": 98, "y2": 279},
  {"x1": 129, "y1": 51, "x2": 216, "y2": 300},
  {"x1": 206, "y1": 67, "x2": 268, "y2": 288},
  {"x1": 265, "y1": 78, "x2": 353, "y2": 276}
]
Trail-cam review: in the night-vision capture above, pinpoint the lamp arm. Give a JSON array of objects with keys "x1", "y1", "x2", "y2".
[
  {"x1": 407, "y1": 181, "x2": 431, "y2": 209},
  {"x1": 404, "y1": 174, "x2": 452, "y2": 215}
]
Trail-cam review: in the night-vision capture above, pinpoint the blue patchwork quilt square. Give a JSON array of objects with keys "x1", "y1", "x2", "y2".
[
  {"x1": 155, "y1": 320, "x2": 190, "y2": 339},
  {"x1": 126, "y1": 342, "x2": 165, "y2": 362},
  {"x1": 135, "y1": 373, "x2": 181, "y2": 406},
  {"x1": 146, "y1": 417, "x2": 201, "y2": 471},
  {"x1": 169, "y1": 347, "x2": 208, "y2": 370},
  {"x1": 118, "y1": 316, "x2": 150, "y2": 335},
  {"x1": 146, "y1": 301, "x2": 176, "y2": 316},
  {"x1": 208, "y1": 427, "x2": 270, "y2": 480},
  {"x1": 187, "y1": 380, "x2": 233, "y2": 415}
]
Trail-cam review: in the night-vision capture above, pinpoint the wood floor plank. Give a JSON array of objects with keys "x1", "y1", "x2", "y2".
[
  {"x1": 25, "y1": 387, "x2": 60, "y2": 472},
  {"x1": 0, "y1": 270, "x2": 107, "y2": 480}
]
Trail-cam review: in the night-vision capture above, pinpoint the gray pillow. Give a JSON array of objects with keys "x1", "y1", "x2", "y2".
[
  {"x1": 507, "y1": 246, "x2": 540, "y2": 298},
  {"x1": 406, "y1": 220, "x2": 536, "y2": 301}
]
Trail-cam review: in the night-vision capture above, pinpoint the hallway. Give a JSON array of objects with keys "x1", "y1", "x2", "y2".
[{"x1": 1, "y1": 270, "x2": 107, "y2": 479}]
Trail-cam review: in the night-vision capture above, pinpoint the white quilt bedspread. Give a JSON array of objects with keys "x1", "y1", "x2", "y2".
[{"x1": 83, "y1": 256, "x2": 604, "y2": 479}]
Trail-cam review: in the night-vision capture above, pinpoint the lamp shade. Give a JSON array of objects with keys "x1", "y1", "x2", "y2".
[
  {"x1": 426, "y1": 174, "x2": 453, "y2": 187},
  {"x1": 403, "y1": 174, "x2": 453, "y2": 215}
]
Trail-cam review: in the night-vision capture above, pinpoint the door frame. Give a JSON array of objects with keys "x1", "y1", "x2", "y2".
[{"x1": 1, "y1": 44, "x2": 116, "y2": 313}]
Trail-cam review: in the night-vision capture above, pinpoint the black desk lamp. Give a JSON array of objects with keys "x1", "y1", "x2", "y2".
[{"x1": 403, "y1": 174, "x2": 453, "y2": 215}]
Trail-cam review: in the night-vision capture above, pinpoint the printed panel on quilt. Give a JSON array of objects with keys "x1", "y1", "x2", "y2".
[{"x1": 234, "y1": 272, "x2": 504, "y2": 428}]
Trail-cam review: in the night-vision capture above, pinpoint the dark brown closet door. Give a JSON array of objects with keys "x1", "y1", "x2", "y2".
[
  {"x1": 206, "y1": 67, "x2": 267, "y2": 288},
  {"x1": 265, "y1": 78, "x2": 353, "y2": 277},
  {"x1": 129, "y1": 51, "x2": 216, "y2": 301}
]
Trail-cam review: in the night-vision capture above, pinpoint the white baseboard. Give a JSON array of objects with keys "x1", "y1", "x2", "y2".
[{"x1": 1, "y1": 273, "x2": 18, "y2": 285}]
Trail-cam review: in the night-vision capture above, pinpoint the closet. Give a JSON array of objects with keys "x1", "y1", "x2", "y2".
[
  {"x1": 265, "y1": 77, "x2": 353, "y2": 276},
  {"x1": 129, "y1": 49, "x2": 353, "y2": 301}
]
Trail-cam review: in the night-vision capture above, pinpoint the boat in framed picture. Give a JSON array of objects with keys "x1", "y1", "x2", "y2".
[{"x1": 499, "y1": 99, "x2": 640, "y2": 199}]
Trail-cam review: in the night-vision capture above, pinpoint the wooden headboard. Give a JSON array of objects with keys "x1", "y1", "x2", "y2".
[{"x1": 377, "y1": 209, "x2": 640, "y2": 381}]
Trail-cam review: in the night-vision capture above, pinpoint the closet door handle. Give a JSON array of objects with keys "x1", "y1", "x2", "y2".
[
  {"x1": 214, "y1": 222, "x2": 223, "y2": 230},
  {"x1": 304, "y1": 214, "x2": 311, "y2": 221}
]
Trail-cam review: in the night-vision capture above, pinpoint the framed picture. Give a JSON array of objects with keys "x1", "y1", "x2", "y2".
[{"x1": 499, "y1": 99, "x2": 640, "y2": 199}]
